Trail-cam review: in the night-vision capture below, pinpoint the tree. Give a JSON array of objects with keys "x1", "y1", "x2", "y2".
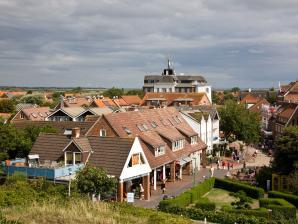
[
  {"x1": 76, "y1": 165, "x2": 117, "y2": 197},
  {"x1": 219, "y1": 100, "x2": 260, "y2": 144},
  {"x1": 272, "y1": 126, "x2": 298, "y2": 174},
  {"x1": 231, "y1": 87, "x2": 240, "y2": 93},
  {"x1": 102, "y1": 87, "x2": 124, "y2": 98},
  {"x1": 125, "y1": 89, "x2": 144, "y2": 98},
  {"x1": 223, "y1": 92, "x2": 236, "y2": 102},
  {"x1": 70, "y1": 87, "x2": 82, "y2": 94},
  {"x1": 20, "y1": 95, "x2": 44, "y2": 106},
  {"x1": 22, "y1": 125, "x2": 57, "y2": 144},
  {"x1": 0, "y1": 99, "x2": 15, "y2": 113},
  {"x1": 212, "y1": 91, "x2": 220, "y2": 104}
]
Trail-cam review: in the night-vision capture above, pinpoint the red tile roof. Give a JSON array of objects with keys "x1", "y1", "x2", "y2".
[
  {"x1": 249, "y1": 99, "x2": 270, "y2": 113},
  {"x1": 141, "y1": 92, "x2": 210, "y2": 106},
  {"x1": 121, "y1": 95, "x2": 142, "y2": 105},
  {"x1": 21, "y1": 107, "x2": 51, "y2": 121},
  {"x1": 240, "y1": 93, "x2": 261, "y2": 104}
]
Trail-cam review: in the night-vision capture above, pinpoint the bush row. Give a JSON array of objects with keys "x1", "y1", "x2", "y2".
[
  {"x1": 221, "y1": 206, "x2": 268, "y2": 218},
  {"x1": 160, "y1": 205, "x2": 267, "y2": 224},
  {"x1": 159, "y1": 177, "x2": 215, "y2": 209},
  {"x1": 194, "y1": 198, "x2": 215, "y2": 211},
  {"x1": 268, "y1": 191, "x2": 298, "y2": 208},
  {"x1": 259, "y1": 198, "x2": 296, "y2": 220},
  {"x1": 214, "y1": 178, "x2": 264, "y2": 199}
]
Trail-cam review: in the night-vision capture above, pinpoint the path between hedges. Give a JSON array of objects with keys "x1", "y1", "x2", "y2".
[{"x1": 134, "y1": 168, "x2": 228, "y2": 209}]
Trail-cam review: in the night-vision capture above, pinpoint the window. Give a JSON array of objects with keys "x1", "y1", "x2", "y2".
[
  {"x1": 128, "y1": 153, "x2": 145, "y2": 167},
  {"x1": 142, "y1": 124, "x2": 149, "y2": 131},
  {"x1": 151, "y1": 121, "x2": 158, "y2": 128},
  {"x1": 20, "y1": 112, "x2": 24, "y2": 119},
  {"x1": 155, "y1": 145, "x2": 165, "y2": 156},
  {"x1": 123, "y1": 126, "x2": 132, "y2": 135},
  {"x1": 74, "y1": 153, "x2": 82, "y2": 164},
  {"x1": 191, "y1": 136, "x2": 198, "y2": 145},
  {"x1": 65, "y1": 152, "x2": 73, "y2": 165},
  {"x1": 137, "y1": 124, "x2": 145, "y2": 131},
  {"x1": 100, "y1": 129, "x2": 106, "y2": 137},
  {"x1": 172, "y1": 139, "x2": 184, "y2": 151}
]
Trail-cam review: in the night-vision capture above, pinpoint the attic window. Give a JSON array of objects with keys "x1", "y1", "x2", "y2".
[
  {"x1": 137, "y1": 124, "x2": 145, "y2": 132},
  {"x1": 39, "y1": 112, "x2": 44, "y2": 117},
  {"x1": 151, "y1": 121, "x2": 158, "y2": 128},
  {"x1": 176, "y1": 116, "x2": 182, "y2": 123},
  {"x1": 123, "y1": 127, "x2": 132, "y2": 135},
  {"x1": 128, "y1": 153, "x2": 145, "y2": 167},
  {"x1": 143, "y1": 124, "x2": 149, "y2": 131},
  {"x1": 31, "y1": 113, "x2": 37, "y2": 118}
]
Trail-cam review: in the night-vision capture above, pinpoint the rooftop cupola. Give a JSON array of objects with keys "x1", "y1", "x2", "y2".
[{"x1": 162, "y1": 59, "x2": 175, "y2": 76}]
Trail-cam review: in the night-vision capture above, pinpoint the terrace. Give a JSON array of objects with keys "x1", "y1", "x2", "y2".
[{"x1": 2, "y1": 158, "x2": 84, "y2": 181}]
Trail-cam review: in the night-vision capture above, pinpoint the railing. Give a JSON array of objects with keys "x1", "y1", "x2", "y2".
[{"x1": 2, "y1": 163, "x2": 84, "y2": 179}]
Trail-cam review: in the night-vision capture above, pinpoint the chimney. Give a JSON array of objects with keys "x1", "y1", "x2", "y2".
[{"x1": 72, "y1": 127, "x2": 80, "y2": 138}]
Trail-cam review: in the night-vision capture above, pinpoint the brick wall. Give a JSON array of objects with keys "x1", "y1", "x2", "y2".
[{"x1": 87, "y1": 116, "x2": 118, "y2": 137}]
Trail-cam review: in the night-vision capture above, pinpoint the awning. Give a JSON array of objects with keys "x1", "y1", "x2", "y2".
[
  {"x1": 28, "y1": 154, "x2": 39, "y2": 160},
  {"x1": 179, "y1": 157, "x2": 192, "y2": 166}
]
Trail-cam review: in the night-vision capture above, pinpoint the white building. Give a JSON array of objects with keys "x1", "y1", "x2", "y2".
[
  {"x1": 143, "y1": 60, "x2": 212, "y2": 102},
  {"x1": 180, "y1": 106, "x2": 220, "y2": 154}
]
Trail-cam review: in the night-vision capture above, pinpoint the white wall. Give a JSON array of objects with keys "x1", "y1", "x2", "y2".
[{"x1": 119, "y1": 137, "x2": 152, "y2": 182}]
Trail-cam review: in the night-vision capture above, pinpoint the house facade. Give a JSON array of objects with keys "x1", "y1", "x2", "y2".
[
  {"x1": 86, "y1": 107, "x2": 207, "y2": 192},
  {"x1": 143, "y1": 60, "x2": 212, "y2": 102}
]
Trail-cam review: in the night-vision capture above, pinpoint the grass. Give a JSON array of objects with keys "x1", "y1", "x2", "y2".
[{"x1": 1, "y1": 199, "x2": 191, "y2": 224}]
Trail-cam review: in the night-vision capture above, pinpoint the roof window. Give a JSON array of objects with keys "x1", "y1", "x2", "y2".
[
  {"x1": 151, "y1": 121, "x2": 158, "y2": 128},
  {"x1": 123, "y1": 127, "x2": 132, "y2": 135}
]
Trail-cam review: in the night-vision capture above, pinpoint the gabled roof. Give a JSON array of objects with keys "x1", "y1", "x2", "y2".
[
  {"x1": 22, "y1": 107, "x2": 51, "y2": 121},
  {"x1": 16, "y1": 103, "x2": 37, "y2": 111},
  {"x1": 121, "y1": 95, "x2": 142, "y2": 105},
  {"x1": 47, "y1": 107, "x2": 86, "y2": 119},
  {"x1": 91, "y1": 107, "x2": 206, "y2": 169},
  {"x1": 12, "y1": 121, "x2": 96, "y2": 135},
  {"x1": 240, "y1": 93, "x2": 262, "y2": 104},
  {"x1": 63, "y1": 97, "x2": 92, "y2": 108},
  {"x1": 249, "y1": 99, "x2": 270, "y2": 113},
  {"x1": 141, "y1": 92, "x2": 210, "y2": 106}
]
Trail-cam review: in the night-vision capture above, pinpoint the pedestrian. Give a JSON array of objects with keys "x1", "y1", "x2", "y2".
[
  {"x1": 231, "y1": 163, "x2": 234, "y2": 170},
  {"x1": 161, "y1": 179, "x2": 166, "y2": 194},
  {"x1": 139, "y1": 183, "x2": 144, "y2": 200},
  {"x1": 222, "y1": 160, "x2": 225, "y2": 170},
  {"x1": 227, "y1": 162, "x2": 230, "y2": 171},
  {"x1": 210, "y1": 165, "x2": 214, "y2": 177},
  {"x1": 217, "y1": 159, "x2": 220, "y2": 169}
]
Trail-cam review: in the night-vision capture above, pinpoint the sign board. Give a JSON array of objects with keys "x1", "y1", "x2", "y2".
[{"x1": 127, "y1": 192, "x2": 134, "y2": 203}]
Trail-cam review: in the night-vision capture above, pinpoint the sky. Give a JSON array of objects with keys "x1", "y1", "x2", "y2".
[{"x1": 0, "y1": 0, "x2": 297, "y2": 89}]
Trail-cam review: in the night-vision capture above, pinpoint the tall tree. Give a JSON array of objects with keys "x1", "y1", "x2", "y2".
[
  {"x1": 0, "y1": 99, "x2": 15, "y2": 113},
  {"x1": 20, "y1": 95, "x2": 44, "y2": 106},
  {"x1": 76, "y1": 165, "x2": 117, "y2": 197},
  {"x1": 272, "y1": 126, "x2": 298, "y2": 174},
  {"x1": 219, "y1": 100, "x2": 260, "y2": 143},
  {"x1": 102, "y1": 87, "x2": 124, "y2": 98}
]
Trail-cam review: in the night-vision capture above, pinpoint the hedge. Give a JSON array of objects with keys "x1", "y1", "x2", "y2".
[
  {"x1": 259, "y1": 198, "x2": 296, "y2": 220},
  {"x1": 194, "y1": 198, "x2": 215, "y2": 211},
  {"x1": 221, "y1": 207, "x2": 268, "y2": 218},
  {"x1": 159, "y1": 177, "x2": 215, "y2": 209},
  {"x1": 160, "y1": 205, "x2": 267, "y2": 224},
  {"x1": 214, "y1": 178, "x2": 264, "y2": 199},
  {"x1": 268, "y1": 191, "x2": 298, "y2": 208}
]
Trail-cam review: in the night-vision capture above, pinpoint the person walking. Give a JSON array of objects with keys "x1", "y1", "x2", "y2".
[
  {"x1": 161, "y1": 179, "x2": 166, "y2": 194},
  {"x1": 222, "y1": 160, "x2": 225, "y2": 170},
  {"x1": 210, "y1": 165, "x2": 215, "y2": 177},
  {"x1": 227, "y1": 162, "x2": 230, "y2": 171},
  {"x1": 139, "y1": 183, "x2": 144, "y2": 200},
  {"x1": 217, "y1": 159, "x2": 220, "y2": 169}
]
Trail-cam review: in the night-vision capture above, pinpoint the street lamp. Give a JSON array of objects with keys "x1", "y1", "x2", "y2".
[
  {"x1": 68, "y1": 168, "x2": 72, "y2": 197},
  {"x1": 192, "y1": 157, "x2": 197, "y2": 187}
]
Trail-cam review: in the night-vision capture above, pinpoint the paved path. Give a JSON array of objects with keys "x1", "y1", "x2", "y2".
[{"x1": 134, "y1": 168, "x2": 228, "y2": 209}]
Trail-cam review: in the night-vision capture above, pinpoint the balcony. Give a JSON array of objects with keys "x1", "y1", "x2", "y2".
[{"x1": 2, "y1": 159, "x2": 84, "y2": 180}]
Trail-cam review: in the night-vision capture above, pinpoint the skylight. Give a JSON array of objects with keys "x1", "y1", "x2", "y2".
[
  {"x1": 123, "y1": 127, "x2": 132, "y2": 135},
  {"x1": 151, "y1": 121, "x2": 158, "y2": 128}
]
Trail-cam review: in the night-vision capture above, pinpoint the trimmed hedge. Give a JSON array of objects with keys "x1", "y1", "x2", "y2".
[
  {"x1": 195, "y1": 198, "x2": 215, "y2": 211},
  {"x1": 160, "y1": 205, "x2": 267, "y2": 224},
  {"x1": 259, "y1": 198, "x2": 296, "y2": 220},
  {"x1": 221, "y1": 207, "x2": 268, "y2": 218},
  {"x1": 214, "y1": 178, "x2": 264, "y2": 199},
  {"x1": 159, "y1": 177, "x2": 215, "y2": 209},
  {"x1": 268, "y1": 191, "x2": 298, "y2": 208}
]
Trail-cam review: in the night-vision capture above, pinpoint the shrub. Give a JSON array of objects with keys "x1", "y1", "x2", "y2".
[
  {"x1": 259, "y1": 198, "x2": 296, "y2": 220},
  {"x1": 214, "y1": 178, "x2": 264, "y2": 199},
  {"x1": 159, "y1": 178, "x2": 215, "y2": 209},
  {"x1": 268, "y1": 191, "x2": 298, "y2": 208},
  {"x1": 195, "y1": 198, "x2": 215, "y2": 211},
  {"x1": 222, "y1": 207, "x2": 268, "y2": 218}
]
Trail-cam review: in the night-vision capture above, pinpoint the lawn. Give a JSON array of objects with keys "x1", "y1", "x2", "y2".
[{"x1": 202, "y1": 188, "x2": 259, "y2": 209}]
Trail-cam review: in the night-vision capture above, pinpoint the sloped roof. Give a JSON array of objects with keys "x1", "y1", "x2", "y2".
[
  {"x1": 16, "y1": 103, "x2": 37, "y2": 111},
  {"x1": 63, "y1": 97, "x2": 91, "y2": 108},
  {"x1": 240, "y1": 93, "x2": 262, "y2": 104},
  {"x1": 249, "y1": 99, "x2": 270, "y2": 113},
  {"x1": 22, "y1": 107, "x2": 51, "y2": 121},
  {"x1": 95, "y1": 107, "x2": 206, "y2": 168},
  {"x1": 89, "y1": 107, "x2": 113, "y2": 115},
  {"x1": 141, "y1": 92, "x2": 209, "y2": 106},
  {"x1": 121, "y1": 95, "x2": 142, "y2": 105},
  {"x1": 12, "y1": 120, "x2": 95, "y2": 135}
]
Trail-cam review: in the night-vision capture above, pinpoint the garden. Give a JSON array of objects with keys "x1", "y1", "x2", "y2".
[{"x1": 158, "y1": 177, "x2": 298, "y2": 224}]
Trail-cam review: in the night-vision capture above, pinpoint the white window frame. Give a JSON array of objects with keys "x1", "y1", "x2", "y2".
[
  {"x1": 100, "y1": 129, "x2": 107, "y2": 137},
  {"x1": 155, "y1": 146, "x2": 165, "y2": 157}
]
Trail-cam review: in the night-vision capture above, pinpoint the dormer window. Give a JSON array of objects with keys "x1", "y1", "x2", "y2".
[
  {"x1": 128, "y1": 153, "x2": 145, "y2": 167},
  {"x1": 100, "y1": 129, "x2": 106, "y2": 137},
  {"x1": 172, "y1": 139, "x2": 184, "y2": 151},
  {"x1": 155, "y1": 145, "x2": 165, "y2": 157},
  {"x1": 191, "y1": 136, "x2": 198, "y2": 145}
]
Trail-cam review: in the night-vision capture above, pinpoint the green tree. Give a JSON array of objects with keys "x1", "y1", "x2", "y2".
[
  {"x1": 70, "y1": 87, "x2": 82, "y2": 93},
  {"x1": 76, "y1": 165, "x2": 117, "y2": 197},
  {"x1": 223, "y1": 92, "x2": 236, "y2": 102},
  {"x1": 0, "y1": 99, "x2": 15, "y2": 113},
  {"x1": 219, "y1": 100, "x2": 260, "y2": 144},
  {"x1": 212, "y1": 91, "x2": 220, "y2": 104},
  {"x1": 272, "y1": 126, "x2": 298, "y2": 174},
  {"x1": 20, "y1": 95, "x2": 44, "y2": 106},
  {"x1": 231, "y1": 87, "x2": 240, "y2": 93},
  {"x1": 22, "y1": 125, "x2": 57, "y2": 144},
  {"x1": 102, "y1": 87, "x2": 124, "y2": 98},
  {"x1": 125, "y1": 89, "x2": 144, "y2": 98}
]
